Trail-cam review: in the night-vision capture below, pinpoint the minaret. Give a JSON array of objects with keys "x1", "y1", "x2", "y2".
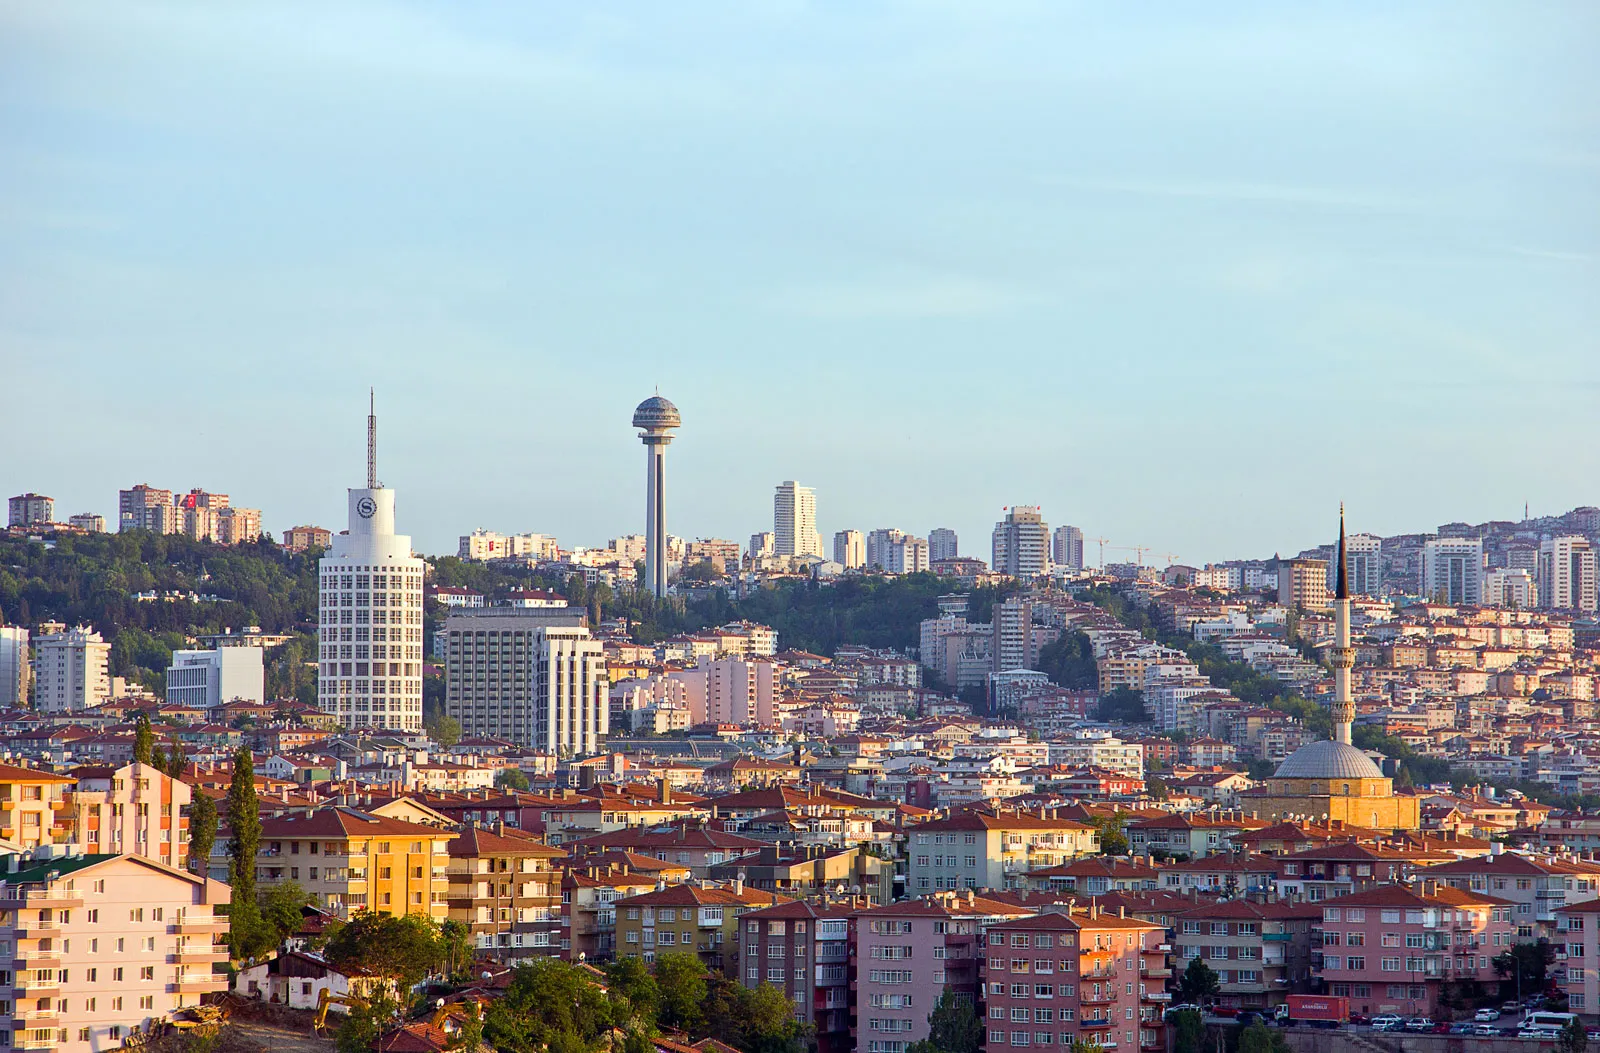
[
  {"x1": 1329, "y1": 504, "x2": 1356, "y2": 745},
  {"x1": 633, "y1": 395, "x2": 682, "y2": 599}
]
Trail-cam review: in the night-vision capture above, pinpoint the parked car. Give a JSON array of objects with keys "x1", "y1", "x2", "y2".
[
  {"x1": 1349, "y1": 1013, "x2": 1369, "y2": 1026},
  {"x1": 1504, "y1": 1003, "x2": 1525, "y2": 1015},
  {"x1": 1369, "y1": 1015, "x2": 1403, "y2": 1031},
  {"x1": 1213, "y1": 1007, "x2": 1240, "y2": 1018},
  {"x1": 1586, "y1": 1031, "x2": 1600, "y2": 1042},
  {"x1": 1448, "y1": 1023, "x2": 1474, "y2": 1035},
  {"x1": 1519, "y1": 1027, "x2": 1560, "y2": 1040},
  {"x1": 1472, "y1": 1025, "x2": 1501, "y2": 1037},
  {"x1": 1404, "y1": 1018, "x2": 1434, "y2": 1032},
  {"x1": 1165, "y1": 1005, "x2": 1201, "y2": 1018},
  {"x1": 1476, "y1": 1009, "x2": 1502, "y2": 1022}
]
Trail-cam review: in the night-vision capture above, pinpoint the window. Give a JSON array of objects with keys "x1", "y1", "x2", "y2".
[
  {"x1": 1347, "y1": 957, "x2": 1365, "y2": 971},
  {"x1": 1381, "y1": 958, "x2": 1400, "y2": 972},
  {"x1": 140, "y1": 967, "x2": 154, "y2": 981}
]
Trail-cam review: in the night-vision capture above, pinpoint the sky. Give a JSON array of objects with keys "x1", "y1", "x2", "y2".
[{"x1": 2, "y1": 2, "x2": 1597, "y2": 564}]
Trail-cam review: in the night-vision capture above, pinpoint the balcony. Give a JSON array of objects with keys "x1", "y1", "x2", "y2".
[
  {"x1": 1081, "y1": 991, "x2": 1117, "y2": 1005},
  {"x1": 12, "y1": 953, "x2": 63, "y2": 971},
  {"x1": 170, "y1": 918, "x2": 219, "y2": 935},
  {"x1": 1080, "y1": 1018, "x2": 1115, "y2": 1030},
  {"x1": 1140, "y1": 963, "x2": 1172, "y2": 978},
  {"x1": 1262, "y1": 932, "x2": 1293, "y2": 942},
  {"x1": 0, "y1": 889, "x2": 83, "y2": 909},
  {"x1": 13, "y1": 975, "x2": 59, "y2": 994},
  {"x1": 15, "y1": 1007, "x2": 60, "y2": 1025},
  {"x1": 173, "y1": 973, "x2": 229, "y2": 992},
  {"x1": 1141, "y1": 992, "x2": 1172, "y2": 1003},
  {"x1": 171, "y1": 945, "x2": 230, "y2": 964},
  {"x1": 14, "y1": 1038, "x2": 57, "y2": 1053}
]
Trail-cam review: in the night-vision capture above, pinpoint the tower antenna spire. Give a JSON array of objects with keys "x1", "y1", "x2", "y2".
[{"x1": 367, "y1": 388, "x2": 378, "y2": 490}]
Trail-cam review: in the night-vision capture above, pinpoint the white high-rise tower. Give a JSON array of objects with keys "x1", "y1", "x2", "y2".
[
  {"x1": 774, "y1": 481, "x2": 823, "y2": 558},
  {"x1": 317, "y1": 393, "x2": 426, "y2": 731},
  {"x1": 633, "y1": 395, "x2": 681, "y2": 598}
]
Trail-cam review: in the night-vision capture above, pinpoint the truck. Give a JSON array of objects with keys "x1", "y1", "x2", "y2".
[{"x1": 1282, "y1": 995, "x2": 1350, "y2": 1029}]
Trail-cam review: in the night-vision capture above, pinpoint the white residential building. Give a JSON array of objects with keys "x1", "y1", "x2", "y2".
[
  {"x1": 0, "y1": 626, "x2": 27, "y2": 707},
  {"x1": 1484, "y1": 568, "x2": 1538, "y2": 609},
  {"x1": 773, "y1": 481, "x2": 823, "y2": 558},
  {"x1": 165, "y1": 647, "x2": 265, "y2": 709},
  {"x1": 1342, "y1": 533, "x2": 1384, "y2": 596},
  {"x1": 458, "y1": 529, "x2": 558, "y2": 561},
  {"x1": 833, "y1": 530, "x2": 865, "y2": 570},
  {"x1": 69, "y1": 513, "x2": 107, "y2": 533},
  {"x1": 928, "y1": 528, "x2": 959, "y2": 562},
  {"x1": 33, "y1": 625, "x2": 111, "y2": 713},
  {"x1": 1421, "y1": 537, "x2": 1484, "y2": 605},
  {"x1": 1539, "y1": 536, "x2": 1598, "y2": 613}
]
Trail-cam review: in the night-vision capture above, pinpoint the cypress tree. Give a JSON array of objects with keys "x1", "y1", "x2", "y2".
[
  {"x1": 133, "y1": 716, "x2": 154, "y2": 765},
  {"x1": 188, "y1": 789, "x2": 217, "y2": 876},
  {"x1": 226, "y1": 747, "x2": 262, "y2": 954}
]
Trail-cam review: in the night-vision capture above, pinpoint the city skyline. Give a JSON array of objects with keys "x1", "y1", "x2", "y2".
[{"x1": 3, "y1": 4, "x2": 1596, "y2": 562}]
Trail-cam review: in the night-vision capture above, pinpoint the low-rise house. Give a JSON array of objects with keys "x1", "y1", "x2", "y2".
[{"x1": 234, "y1": 951, "x2": 362, "y2": 1008}]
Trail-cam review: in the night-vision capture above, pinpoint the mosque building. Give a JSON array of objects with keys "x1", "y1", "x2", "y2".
[{"x1": 1241, "y1": 510, "x2": 1422, "y2": 831}]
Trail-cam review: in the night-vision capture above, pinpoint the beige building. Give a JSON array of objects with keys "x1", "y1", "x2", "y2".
[
  {"x1": 0, "y1": 765, "x2": 77, "y2": 850},
  {"x1": 216, "y1": 507, "x2": 262, "y2": 545},
  {"x1": 282, "y1": 526, "x2": 333, "y2": 553},
  {"x1": 31, "y1": 626, "x2": 111, "y2": 714},
  {"x1": 907, "y1": 808, "x2": 1100, "y2": 892},
  {"x1": 118, "y1": 485, "x2": 176, "y2": 534},
  {"x1": 0, "y1": 851, "x2": 230, "y2": 1053},
  {"x1": 1279, "y1": 558, "x2": 1329, "y2": 610}
]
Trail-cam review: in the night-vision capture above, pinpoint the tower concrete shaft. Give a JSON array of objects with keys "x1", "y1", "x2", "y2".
[{"x1": 632, "y1": 396, "x2": 681, "y2": 600}]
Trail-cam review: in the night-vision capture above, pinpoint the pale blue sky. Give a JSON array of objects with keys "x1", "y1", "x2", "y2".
[{"x1": 3, "y1": 2, "x2": 1596, "y2": 563}]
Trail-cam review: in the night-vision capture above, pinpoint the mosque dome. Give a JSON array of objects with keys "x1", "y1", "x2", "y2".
[
  {"x1": 632, "y1": 396, "x2": 681, "y2": 430},
  {"x1": 1272, "y1": 739, "x2": 1387, "y2": 781}
]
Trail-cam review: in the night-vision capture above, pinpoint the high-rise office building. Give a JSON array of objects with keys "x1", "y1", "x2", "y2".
[
  {"x1": 1051, "y1": 525, "x2": 1085, "y2": 571},
  {"x1": 991, "y1": 506, "x2": 1049, "y2": 579},
  {"x1": 1421, "y1": 538, "x2": 1484, "y2": 605},
  {"x1": 32, "y1": 624, "x2": 111, "y2": 712},
  {"x1": 633, "y1": 396, "x2": 681, "y2": 598},
  {"x1": 833, "y1": 529, "x2": 865, "y2": 570},
  {"x1": 7, "y1": 493, "x2": 53, "y2": 527},
  {"x1": 316, "y1": 396, "x2": 426, "y2": 731},
  {"x1": 1538, "y1": 536, "x2": 1598, "y2": 612},
  {"x1": 0, "y1": 626, "x2": 28, "y2": 707},
  {"x1": 443, "y1": 607, "x2": 607, "y2": 754},
  {"x1": 773, "y1": 481, "x2": 823, "y2": 558},
  {"x1": 929, "y1": 528, "x2": 959, "y2": 562},
  {"x1": 119, "y1": 484, "x2": 177, "y2": 534}
]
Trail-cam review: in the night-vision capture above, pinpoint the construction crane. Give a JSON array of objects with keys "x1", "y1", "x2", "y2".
[
  {"x1": 1158, "y1": 552, "x2": 1180, "y2": 566},
  {"x1": 1085, "y1": 537, "x2": 1111, "y2": 568}
]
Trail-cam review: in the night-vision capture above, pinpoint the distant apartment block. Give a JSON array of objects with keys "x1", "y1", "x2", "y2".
[
  {"x1": 68, "y1": 514, "x2": 105, "y2": 533},
  {"x1": 774, "y1": 481, "x2": 824, "y2": 559},
  {"x1": 1278, "y1": 558, "x2": 1328, "y2": 610},
  {"x1": 1483, "y1": 568, "x2": 1537, "y2": 609},
  {"x1": 118, "y1": 485, "x2": 177, "y2": 534},
  {"x1": 1052, "y1": 525, "x2": 1084, "y2": 571},
  {"x1": 458, "y1": 529, "x2": 558, "y2": 561},
  {"x1": 833, "y1": 530, "x2": 866, "y2": 570},
  {"x1": 929, "y1": 528, "x2": 959, "y2": 562},
  {"x1": 0, "y1": 626, "x2": 28, "y2": 707},
  {"x1": 993, "y1": 506, "x2": 1049, "y2": 579},
  {"x1": 32, "y1": 625, "x2": 112, "y2": 713},
  {"x1": 1421, "y1": 537, "x2": 1483, "y2": 605},
  {"x1": 281, "y1": 525, "x2": 333, "y2": 553},
  {"x1": 1539, "y1": 536, "x2": 1598, "y2": 612},
  {"x1": 8, "y1": 494, "x2": 54, "y2": 527}
]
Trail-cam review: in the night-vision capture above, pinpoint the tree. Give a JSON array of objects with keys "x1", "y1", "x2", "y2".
[
  {"x1": 226, "y1": 746, "x2": 263, "y2": 957},
  {"x1": 1170, "y1": 1011, "x2": 1205, "y2": 1053},
  {"x1": 1178, "y1": 957, "x2": 1221, "y2": 1006},
  {"x1": 496, "y1": 768, "x2": 531, "y2": 791},
  {"x1": 654, "y1": 951, "x2": 708, "y2": 1033},
  {"x1": 336, "y1": 990, "x2": 402, "y2": 1053},
  {"x1": 133, "y1": 715, "x2": 154, "y2": 765},
  {"x1": 1094, "y1": 686, "x2": 1149, "y2": 724},
  {"x1": 1086, "y1": 812, "x2": 1130, "y2": 856},
  {"x1": 1239, "y1": 1023, "x2": 1290, "y2": 1053},
  {"x1": 260, "y1": 881, "x2": 313, "y2": 946},
  {"x1": 151, "y1": 743, "x2": 168, "y2": 774},
  {"x1": 1495, "y1": 941, "x2": 1556, "y2": 1000},
  {"x1": 730, "y1": 982, "x2": 809, "y2": 1053},
  {"x1": 166, "y1": 744, "x2": 189, "y2": 780},
  {"x1": 440, "y1": 919, "x2": 474, "y2": 983},
  {"x1": 427, "y1": 715, "x2": 463, "y2": 748},
  {"x1": 604, "y1": 956, "x2": 659, "y2": 1024},
  {"x1": 484, "y1": 959, "x2": 620, "y2": 1053},
  {"x1": 906, "y1": 990, "x2": 981, "y2": 1053},
  {"x1": 324, "y1": 912, "x2": 446, "y2": 992},
  {"x1": 188, "y1": 788, "x2": 217, "y2": 876},
  {"x1": 1559, "y1": 1018, "x2": 1588, "y2": 1053}
]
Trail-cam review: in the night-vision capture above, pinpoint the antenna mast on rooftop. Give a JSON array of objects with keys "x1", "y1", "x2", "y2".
[{"x1": 367, "y1": 388, "x2": 379, "y2": 489}]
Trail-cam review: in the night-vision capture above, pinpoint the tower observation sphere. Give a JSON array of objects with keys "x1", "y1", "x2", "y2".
[{"x1": 635, "y1": 396, "x2": 681, "y2": 598}]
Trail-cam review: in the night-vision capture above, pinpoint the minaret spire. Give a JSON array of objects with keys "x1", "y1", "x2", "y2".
[
  {"x1": 1335, "y1": 502, "x2": 1348, "y2": 601},
  {"x1": 1330, "y1": 503, "x2": 1355, "y2": 745},
  {"x1": 367, "y1": 388, "x2": 378, "y2": 490}
]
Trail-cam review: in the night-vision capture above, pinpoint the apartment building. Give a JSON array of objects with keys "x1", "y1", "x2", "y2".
[
  {"x1": 1421, "y1": 538, "x2": 1484, "y2": 605},
  {"x1": 0, "y1": 851, "x2": 229, "y2": 1053},
  {"x1": 833, "y1": 531, "x2": 866, "y2": 570},
  {"x1": 255, "y1": 807, "x2": 457, "y2": 919},
  {"x1": 446, "y1": 824, "x2": 565, "y2": 963},
  {"x1": 930, "y1": 529, "x2": 960, "y2": 563},
  {"x1": 63, "y1": 763, "x2": 191, "y2": 869},
  {"x1": 8, "y1": 494, "x2": 53, "y2": 528},
  {"x1": 0, "y1": 765, "x2": 77, "y2": 850},
  {"x1": 774, "y1": 481, "x2": 823, "y2": 559},
  {"x1": 1420, "y1": 851, "x2": 1600, "y2": 939},
  {"x1": 118, "y1": 486, "x2": 176, "y2": 534},
  {"x1": 1172, "y1": 900, "x2": 1319, "y2": 1013},
  {"x1": 1051, "y1": 526, "x2": 1084, "y2": 572},
  {"x1": 1555, "y1": 898, "x2": 1600, "y2": 1016},
  {"x1": 165, "y1": 647, "x2": 265, "y2": 709},
  {"x1": 613, "y1": 879, "x2": 788, "y2": 976},
  {"x1": 1539, "y1": 536, "x2": 1598, "y2": 613},
  {"x1": 562, "y1": 867, "x2": 659, "y2": 962},
  {"x1": 0, "y1": 627, "x2": 28, "y2": 708},
  {"x1": 31, "y1": 627, "x2": 111, "y2": 714},
  {"x1": 737, "y1": 900, "x2": 855, "y2": 1053},
  {"x1": 907, "y1": 811, "x2": 1099, "y2": 895},
  {"x1": 1278, "y1": 559, "x2": 1328, "y2": 611},
  {"x1": 215, "y1": 507, "x2": 262, "y2": 545},
  {"x1": 992, "y1": 508, "x2": 1049, "y2": 580},
  {"x1": 282, "y1": 526, "x2": 333, "y2": 554},
  {"x1": 66, "y1": 515, "x2": 104, "y2": 534},
  {"x1": 1312, "y1": 881, "x2": 1515, "y2": 1018},
  {"x1": 442, "y1": 607, "x2": 608, "y2": 753},
  {"x1": 979, "y1": 905, "x2": 1168, "y2": 1053},
  {"x1": 855, "y1": 893, "x2": 1034, "y2": 1053}
]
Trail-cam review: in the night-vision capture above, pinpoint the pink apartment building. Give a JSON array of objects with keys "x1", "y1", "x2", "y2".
[
  {"x1": 853, "y1": 893, "x2": 1032, "y2": 1053},
  {"x1": 980, "y1": 906, "x2": 1168, "y2": 1053},
  {"x1": 1313, "y1": 881, "x2": 1515, "y2": 1018},
  {"x1": 1556, "y1": 898, "x2": 1600, "y2": 1017}
]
